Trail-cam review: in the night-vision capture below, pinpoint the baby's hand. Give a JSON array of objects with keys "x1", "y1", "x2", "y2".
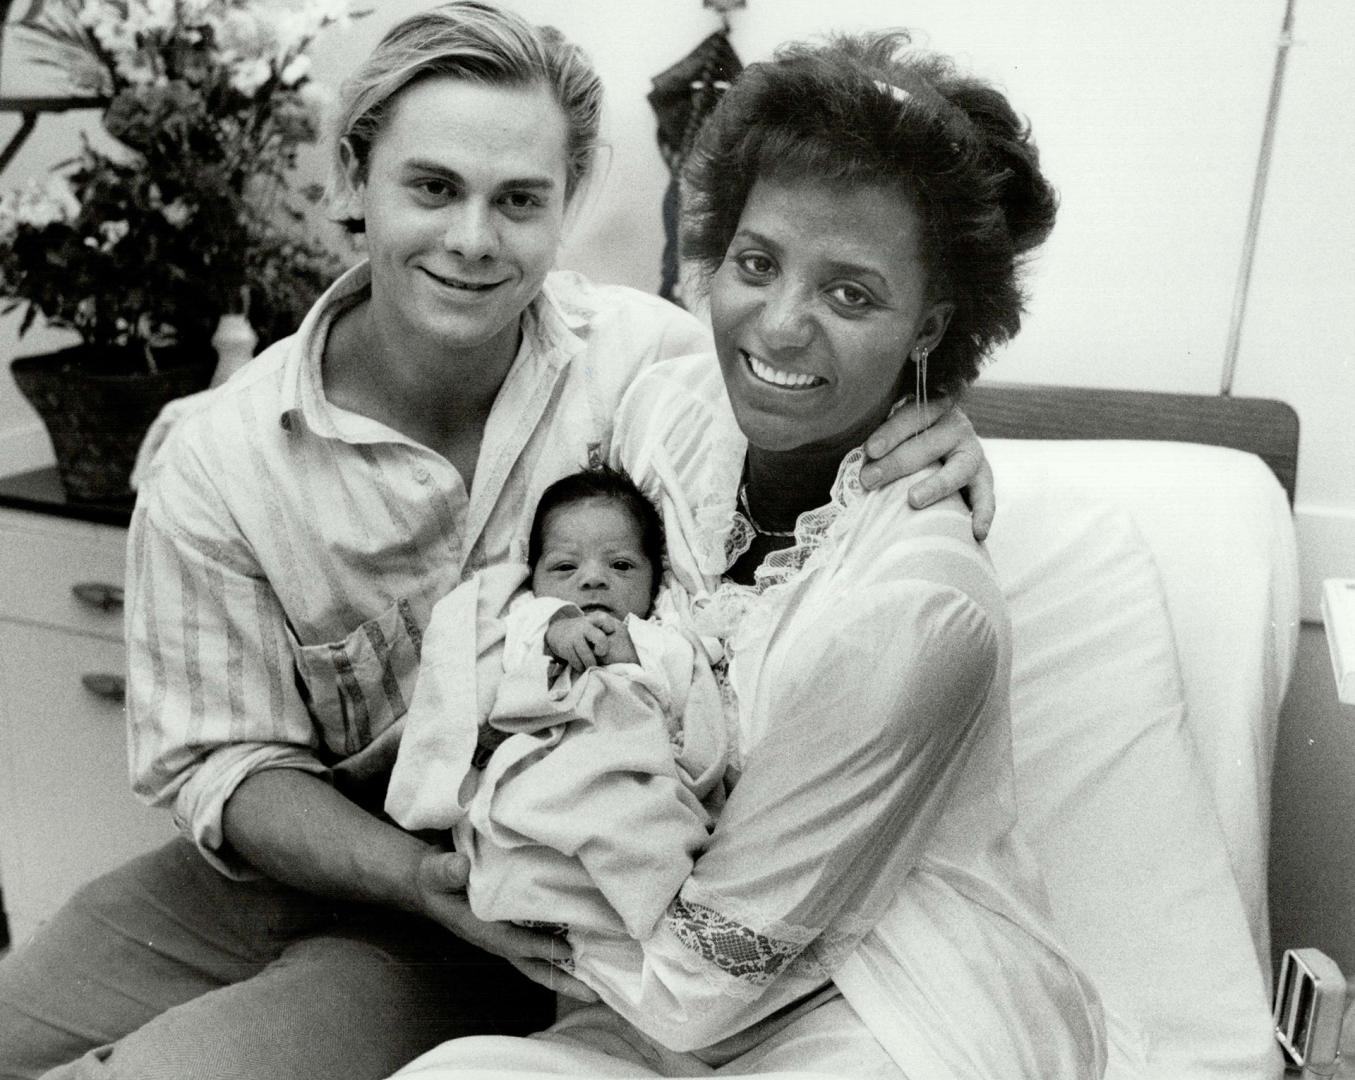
[
  {"x1": 585, "y1": 611, "x2": 640, "y2": 666},
  {"x1": 545, "y1": 613, "x2": 607, "y2": 672}
]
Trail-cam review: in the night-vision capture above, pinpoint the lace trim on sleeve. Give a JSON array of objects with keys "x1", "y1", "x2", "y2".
[
  {"x1": 658, "y1": 897, "x2": 886, "y2": 1004},
  {"x1": 666, "y1": 896, "x2": 810, "y2": 987}
]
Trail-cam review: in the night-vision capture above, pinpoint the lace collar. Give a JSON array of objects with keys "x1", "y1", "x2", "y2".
[{"x1": 724, "y1": 446, "x2": 868, "y2": 593}]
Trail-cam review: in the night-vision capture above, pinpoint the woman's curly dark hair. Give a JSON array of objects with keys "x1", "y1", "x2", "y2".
[{"x1": 681, "y1": 31, "x2": 1057, "y2": 398}]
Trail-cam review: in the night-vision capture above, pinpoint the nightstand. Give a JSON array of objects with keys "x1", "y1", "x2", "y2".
[
  {"x1": 1322, "y1": 579, "x2": 1355, "y2": 707},
  {"x1": 0, "y1": 468, "x2": 173, "y2": 947}
]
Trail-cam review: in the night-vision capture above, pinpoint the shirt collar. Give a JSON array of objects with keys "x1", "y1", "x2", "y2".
[
  {"x1": 278, "y1": 261, "x2": 370, "y2": 438},
  {"x1": 522, "y1": 271, "x2": 591, "y2": 371}
]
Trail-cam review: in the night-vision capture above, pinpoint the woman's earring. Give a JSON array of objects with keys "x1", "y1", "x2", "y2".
[{"x1": 912, "y1": 345, "x2": 929, "y2": 424}]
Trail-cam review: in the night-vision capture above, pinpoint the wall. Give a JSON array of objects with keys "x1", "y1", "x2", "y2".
[
  {"x1": 0, "y1": 0, "x2": 1350, "y2": 979},
  {"x1": 1231, "y1": 0, "x2": 1355, "y2": 982}
]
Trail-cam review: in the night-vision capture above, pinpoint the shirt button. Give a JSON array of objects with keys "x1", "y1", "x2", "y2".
[{"x1": 413, "y1": 465, "x2": 431, "y2": 484}]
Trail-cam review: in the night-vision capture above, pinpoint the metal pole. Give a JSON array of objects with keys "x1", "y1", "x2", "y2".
[{"x1": 1221, "y1": 0, "x2": 1298, "y2": 396}]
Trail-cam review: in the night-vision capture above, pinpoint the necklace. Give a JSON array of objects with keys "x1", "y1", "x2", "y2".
[{"x1": 737, "y1": 481, "x2": 797, "y2": 539}]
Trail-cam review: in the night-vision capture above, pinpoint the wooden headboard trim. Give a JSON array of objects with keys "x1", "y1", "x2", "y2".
[{"x1": 962, "y1": 381, "x2": 1300, "y2": 505}]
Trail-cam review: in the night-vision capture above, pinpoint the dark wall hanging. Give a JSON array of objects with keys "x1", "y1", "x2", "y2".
[{"x1": 647, "y1": 23, "x2": 742, "y2": 304}]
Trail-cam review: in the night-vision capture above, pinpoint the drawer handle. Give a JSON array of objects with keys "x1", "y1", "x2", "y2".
[
  {"x1": 81, "y1": 673, "x2": 127, "y2": 703},
  {"x1": 72, "y1": 582, "x2": 125, "y2": 613}
]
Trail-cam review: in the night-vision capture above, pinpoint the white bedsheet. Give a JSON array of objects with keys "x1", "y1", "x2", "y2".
[{"x1": 989, "y1": 438, "x2": 1298, "y2": 948}]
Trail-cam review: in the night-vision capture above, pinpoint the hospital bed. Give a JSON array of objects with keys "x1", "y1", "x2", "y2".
[{"x1": 970, "y1": 380, "x2": 1300, "y2": 1079}]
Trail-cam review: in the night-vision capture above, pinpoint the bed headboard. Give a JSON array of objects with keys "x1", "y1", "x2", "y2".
[{"x1": 963, "y1": 381, "x2": 1300, "y2": 504}]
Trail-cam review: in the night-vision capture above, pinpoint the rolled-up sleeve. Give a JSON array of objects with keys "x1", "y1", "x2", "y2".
[{"x1": 124, "y1": 449, "x2": 326, "y2": 878}]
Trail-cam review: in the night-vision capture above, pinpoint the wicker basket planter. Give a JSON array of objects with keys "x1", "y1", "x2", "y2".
[{"x1": 10, "y1": 344, "x2": 213, "y2": 504}]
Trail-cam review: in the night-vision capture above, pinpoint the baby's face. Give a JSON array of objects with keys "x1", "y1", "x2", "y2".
[{"x1": 531, "y1": 498, "x2": 655, "y2": 620}]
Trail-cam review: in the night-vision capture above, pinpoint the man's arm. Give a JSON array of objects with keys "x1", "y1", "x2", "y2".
[
  {"x1": 223, "y1": 767, "x2": 597, "y2": 1000},
  {"x1": 128, "y1": 453, "x2": 595, "y2": 999}
]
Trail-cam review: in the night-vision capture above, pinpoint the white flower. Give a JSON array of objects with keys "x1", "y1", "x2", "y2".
[
  {"x1": 115, "y1": 55, "x2": 159, "y2": 88},
  {"x1": 139, "y1": 314, "x2": 179, "y2": 348},
  {"x1": 44, "y1": 175, "x2": 82, "y2": 220},
  {"x1": 98, "y1": 220, "x2": 131, "y2": 250},
  {"x1": 121, "y1": 0, "x2": 174, "y2": 37},
  {"x1": 19, "y1": 196, "x2": 63, "y2": 228},
  {"x1": 0, "y1": 198, "x2": 18, "y2": 244},
  {"x1": 216, "y1": 9, "x2": 275, "y2": 61},
  {"x1": 228, "y1": 56, "x2": 273, "y2": 97},
  {"x1": 2, "y1": 175, "x2": 81, "y2": 230},
  {"x1": 144, "y1": 0, "x2": 178, "y2": 27},
  {"x1": 76, "y1": 0, "x2": 111, "y2": 29},
  {"x1": 279, "y1": 54, "x2": 310, "y2": 87},
  {"x1": 89, "y1": 17, "x2": 136, "y2": 59},
  {"x1": 161, "y1": 199, "x2": 193, "y2": 228}
]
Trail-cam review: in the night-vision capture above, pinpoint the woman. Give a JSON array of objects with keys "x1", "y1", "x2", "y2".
[
  {"x1": 388, "y1": 29, "x2": 1129, "y2": 1080},
  {"x1": 0, "y1": 7, "x2": 990, "y2": 1080}
]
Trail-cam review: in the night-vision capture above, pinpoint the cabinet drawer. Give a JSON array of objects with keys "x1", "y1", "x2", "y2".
[
  {"x1": 0, "y1": 622, "x2": 172, "y2": 946},
  {"x1": 0, "y1": 512, "x2": 128, "y2": 640}
]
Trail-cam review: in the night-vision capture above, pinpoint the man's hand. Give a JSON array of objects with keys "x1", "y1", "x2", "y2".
[
  {"x1": 224, "y1": 766, "x2": 600, "y2": 1004},
  {"x1": 545, "y1": 613, "x2": 608, "y2": 671},
  {"x1": 860, "y1": 399, "x2": 996, "y2": 541},
  {"x1": 411, "y1": 849, "x2": 598, "y2": 1003}
]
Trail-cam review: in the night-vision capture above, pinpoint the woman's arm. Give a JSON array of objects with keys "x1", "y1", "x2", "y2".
[{"x1": 569, "y1": 578, "x2": 1000, "y2": 1050}]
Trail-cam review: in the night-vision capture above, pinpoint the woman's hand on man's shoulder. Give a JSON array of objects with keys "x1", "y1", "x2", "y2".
[{"x1": 860, "y1": 399, "x2": 995, "y2": 541}]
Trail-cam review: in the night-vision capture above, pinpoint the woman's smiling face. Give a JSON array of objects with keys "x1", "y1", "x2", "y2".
[{"x1": 709, "y1": 176, "x2": 952, "y2": 454}]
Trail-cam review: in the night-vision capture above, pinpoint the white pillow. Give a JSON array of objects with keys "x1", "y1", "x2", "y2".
[
  {"x1": 986, "y1": 488, "x2": 1281, "y2": 1080},
  {"x1": 986, "y1": 437, "x2": 1297, "y2": 965}
]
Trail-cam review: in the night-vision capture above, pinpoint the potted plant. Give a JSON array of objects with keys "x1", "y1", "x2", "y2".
[{"x1": 0, "y1": 0, "x2": 353, "y2": 502}]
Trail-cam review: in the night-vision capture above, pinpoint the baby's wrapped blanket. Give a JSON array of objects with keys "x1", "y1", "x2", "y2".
[{"x1": 386, "y1": 564, "x2": 728, "y2": 940}]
